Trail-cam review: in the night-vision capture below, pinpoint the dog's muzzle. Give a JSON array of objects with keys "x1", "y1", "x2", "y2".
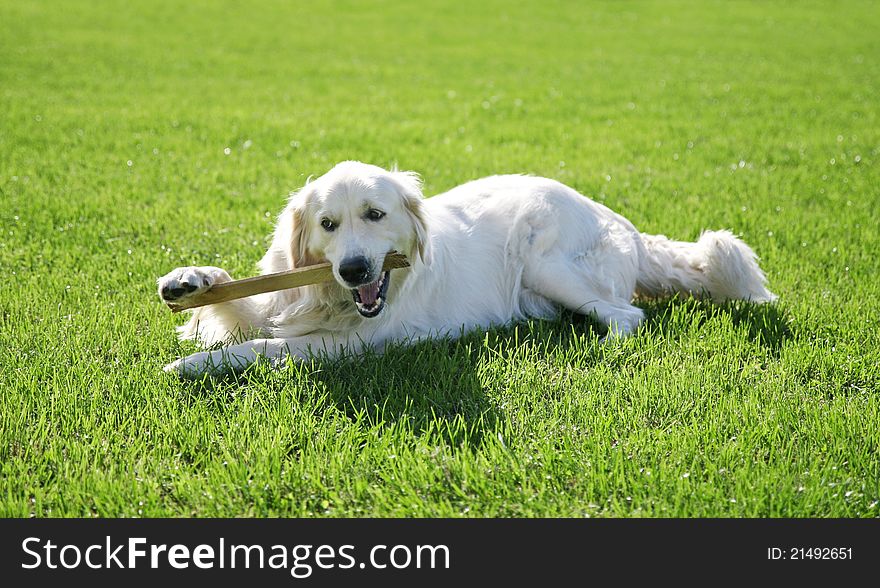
[
  {"x1": 350, "y1": 270, "x2": 390, "y2": 317},
  {"x1": 338, "y1": 256, "x2": 390, "y2": 318}
]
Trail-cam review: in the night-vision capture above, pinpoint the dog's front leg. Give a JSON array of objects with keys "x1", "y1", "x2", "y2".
[{"x1": 164, "y1": 334, "x2": 369, "y2": 377}]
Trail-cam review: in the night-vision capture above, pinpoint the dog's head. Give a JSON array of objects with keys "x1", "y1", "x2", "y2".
[{"x1": 280, "y1": 161, "x2": 431, "y2": 318}]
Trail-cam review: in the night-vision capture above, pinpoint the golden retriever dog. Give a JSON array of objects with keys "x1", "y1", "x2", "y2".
[{"x1": 159, "y1": 161, "x2": 775, "y2": 376}]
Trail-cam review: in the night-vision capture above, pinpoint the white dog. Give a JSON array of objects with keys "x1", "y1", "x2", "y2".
[{"x1": 159, "y1": 161, "x2": 776, "y2": 376}]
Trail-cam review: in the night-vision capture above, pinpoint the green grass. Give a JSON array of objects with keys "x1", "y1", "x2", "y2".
[{"x1": 1, "y1": 0, "x2": 879, "y2": 517}]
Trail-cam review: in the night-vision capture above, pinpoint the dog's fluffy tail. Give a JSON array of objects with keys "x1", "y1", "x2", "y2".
[{"x1": 635, "y1": 229, "x2": 776, "y2": 303}]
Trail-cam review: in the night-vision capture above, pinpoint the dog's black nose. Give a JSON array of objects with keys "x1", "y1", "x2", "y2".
[
  {"x1": 338, "y1": 256, "x2": 371, "y2": 284},
  {"x1": 161, "y1": 285, "x2": 187, "y2": 300}
]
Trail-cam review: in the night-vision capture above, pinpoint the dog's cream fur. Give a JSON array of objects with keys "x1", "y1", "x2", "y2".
[{"x1": 159, "y1": 161, "x2": 776, "y2": 376}]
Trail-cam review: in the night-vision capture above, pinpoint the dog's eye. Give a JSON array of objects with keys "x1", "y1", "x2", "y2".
[
  {"x1": 320, "y1": 218, "x2": 337, "y2": 232},
  {"x1": 366, "y1": 209, "x2": 385, "y2": 221}
]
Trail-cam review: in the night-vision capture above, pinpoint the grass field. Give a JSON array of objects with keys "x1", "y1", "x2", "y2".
[{"x1": 1, "y1": 0, "x2": 879, "y2": 517}]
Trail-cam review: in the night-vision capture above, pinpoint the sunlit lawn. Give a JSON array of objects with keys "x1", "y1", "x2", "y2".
[{"x1": 1, "y1": 0, "x2": 878, "y2": 516}]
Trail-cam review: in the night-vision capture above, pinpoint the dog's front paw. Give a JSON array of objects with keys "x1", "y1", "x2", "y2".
[
  {"x1": 163, "y1": 351, "x2": 217, "y2": 378},
  {"x1": 157, "y1": 266, "x2": 230, "y2": 303},
  {"x1": 164, "y1": 349, "x2": 257, "y2": 378}
]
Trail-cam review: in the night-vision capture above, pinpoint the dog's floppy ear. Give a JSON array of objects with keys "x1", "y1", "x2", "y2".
[
  {"x1": 391, "y1": 170, "x2": 432, "y2": 266},
  {"x1": 277, "y1": 184, "x2": 319, "y2": 268}
]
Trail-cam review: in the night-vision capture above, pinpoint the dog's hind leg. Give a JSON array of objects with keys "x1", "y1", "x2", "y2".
[{"x1": 523, "y1": 253, "x2": 644, "y2": 338}]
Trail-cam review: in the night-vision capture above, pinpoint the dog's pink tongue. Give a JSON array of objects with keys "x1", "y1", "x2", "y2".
[{"x1": 357, "y1": 281, "x2": 380, "y2": 305}]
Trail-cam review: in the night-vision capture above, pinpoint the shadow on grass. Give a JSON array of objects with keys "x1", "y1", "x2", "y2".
[
  {"x1": 307, "y1": 337, "x2": 501, "y2": 447},
  {"x1": 639, "y1": 297, "x2": 793, "y2": 355},
  {"x1": 174, "y1": 298, "x2": 792, "y2": 446}
]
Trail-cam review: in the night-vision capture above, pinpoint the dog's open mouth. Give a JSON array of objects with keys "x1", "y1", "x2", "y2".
[{"x1": 351, "y1": 271, "x2": 390, "y2": 318}]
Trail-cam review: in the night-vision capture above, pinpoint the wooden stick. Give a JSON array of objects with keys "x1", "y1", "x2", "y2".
[{"x1": 165, "y1": 252, "x2": 410, "y2": 313}]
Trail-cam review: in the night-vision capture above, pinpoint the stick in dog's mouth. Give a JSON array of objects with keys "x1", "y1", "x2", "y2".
[{"x1": 164, "y1": 252, "x2": 409, "y2": 313}]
